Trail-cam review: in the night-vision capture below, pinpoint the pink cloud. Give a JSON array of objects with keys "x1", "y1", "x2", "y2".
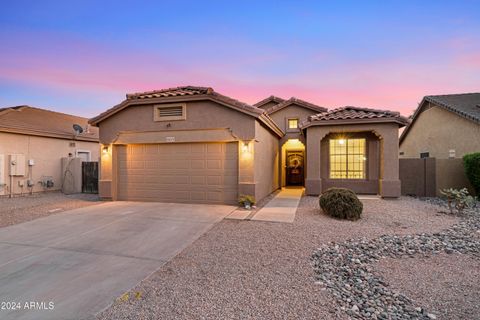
[{"x1": 1, "y1": 30, "x2": 479, "y2": 117}]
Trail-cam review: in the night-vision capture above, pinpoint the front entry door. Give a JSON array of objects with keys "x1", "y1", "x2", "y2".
[{"x1": 286, "y1": 151, "x2": 304, "y2": 186}]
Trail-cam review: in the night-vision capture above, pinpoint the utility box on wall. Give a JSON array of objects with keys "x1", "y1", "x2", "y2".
[{"x1": 9, "y1": 154, "x2": 26, "y2": 176}]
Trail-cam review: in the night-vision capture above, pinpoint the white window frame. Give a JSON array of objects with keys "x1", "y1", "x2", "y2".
[
  {"x1": 76, "y1": 150, "x2": 91, "y2": 162},
  {"x1": 153, "y1": 103, "x2": 187, "y2": 122}
]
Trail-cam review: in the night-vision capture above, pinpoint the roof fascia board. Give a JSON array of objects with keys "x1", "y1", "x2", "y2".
[
  {"x1": 0, "y1": 127, "x2": 99, "y2": 142},
  {"x1": 90, "y1": 94, "x2": 263, "y2": 126}
]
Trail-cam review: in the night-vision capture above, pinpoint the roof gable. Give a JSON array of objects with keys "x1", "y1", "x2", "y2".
[
  {"x1": 253, "y1": 95, "x2": 285, "y2": 109},
  {"x1": 0, "y1": 106, "x2": 99, "y2": 141},
  {"x1": 265, "y1": 97, "x2": 327, "y2": 115},
  {"x1": 399, "y1": 92, "x2": 480, "y2": 143},
  {"x1": 89, "y1": 86, "x2": 284, "y2": 138},
  {"x1": 300, "y1": 106, "x2": 408, "y2": 129}
]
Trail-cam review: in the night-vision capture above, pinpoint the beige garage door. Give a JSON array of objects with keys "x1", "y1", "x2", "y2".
[{"x1": 117, "y1": 142, "x2": 238, "y2": 204}]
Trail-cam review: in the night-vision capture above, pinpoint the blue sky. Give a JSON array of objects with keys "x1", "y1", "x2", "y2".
[{"x1": 1, "y1": 1, "x2": 479, "y2": 117}]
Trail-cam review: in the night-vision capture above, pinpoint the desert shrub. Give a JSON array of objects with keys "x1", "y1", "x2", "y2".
[
  {"x1": 319, "y1": 188, "x2": 363, "y2": 220},
  {"x1": 439, "y1": 187, "x2": 476, "y2": 214},
  {"x1": 238, "y1": 194, "x2": 255, "y2": 209},
  {"x1": 463, "y1": 152, "x2": 480, "y2": 195}
]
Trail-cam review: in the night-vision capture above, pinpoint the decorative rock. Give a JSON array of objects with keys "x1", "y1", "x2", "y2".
[{"x1": 312, "y1": 207, "x2": 479, "y2": 320}]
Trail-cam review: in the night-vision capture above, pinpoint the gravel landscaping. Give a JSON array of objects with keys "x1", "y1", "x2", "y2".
[
  {"x1": 0, "y1": 191, "x2": 99, "y2": 228},
  {"x1": 311, "y1": 201, "x2": 479, "y2": 320},
  {"x1": 97, "y1": 196, "x2": 462, "y2": 320},
  {"x1": 376, "y1": 254, "x2": 480, "y2": 320}
]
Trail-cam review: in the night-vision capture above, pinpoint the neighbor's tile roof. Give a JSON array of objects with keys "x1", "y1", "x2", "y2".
[
  {"x1": 424, "y1": 93, "x2": 480, "y2": 123},
  {"x1": 265, "y1": 97, "x2": 327, "y2": 114},
  {"x1": 301, "y1": 106, "x2": 408, "y2": 128},
  {"x1": 399, "y1": 92, "x2": 480, "y2": 143},
  {"x1": 0, "y1": 106, "x2": 99, "y2": 141}
]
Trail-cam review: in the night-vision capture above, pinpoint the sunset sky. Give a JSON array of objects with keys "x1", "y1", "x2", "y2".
[{"x1": 1, "y1": 1, "x2": 479, "y2": 118}]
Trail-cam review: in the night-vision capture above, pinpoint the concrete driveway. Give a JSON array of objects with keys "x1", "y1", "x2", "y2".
[{"x1": 0, "y1": 201, "x2": 235, "y2": 320}]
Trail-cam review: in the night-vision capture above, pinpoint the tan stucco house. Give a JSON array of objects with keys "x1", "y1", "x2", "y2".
[
  {"x1": 0, "y1": 106, "x2": 99, "y2": 196},
  {"x1": 90, "y1": 86, "x2": 407, "y2": 204},
  {"x1": 400, "y1": 93, "x2": 480, "y2": 159}
]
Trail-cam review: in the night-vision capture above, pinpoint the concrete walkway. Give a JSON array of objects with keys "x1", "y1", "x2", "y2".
[{"x1": 251, "y1": 188, "x2": 304, "y2": 223}]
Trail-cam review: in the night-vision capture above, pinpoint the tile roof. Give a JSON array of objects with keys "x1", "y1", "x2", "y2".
[
  {"x1": 90, "y1": 86, "x2": 284, "y2": 137},
  {"x1": 400, "y1": 92, "x2": 480, "y2": 143},
  {"x1": 424, "y1": 93, "x2": 480, "y2": 123},
  {"x1": 301, "y1": 106, "x2": 408, "y2": 128},
  {"x1": 0, "y1": 106, "x2": 99, "y2": 141},
  {"x1": 125, "y1": 86, "x2": 263, "y2": 115},
  {"x1": 265, "y1": 97, "x2": 327, "y2": 115},
  {"x1": 253, "y1": 95, "x2": 285, "y2": 108},
  {"x1": 126, "y1": 86, "x2": 211, "y2": 99}
]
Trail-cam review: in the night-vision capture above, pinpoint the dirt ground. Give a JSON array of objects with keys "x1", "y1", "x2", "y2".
[{"x1": 0, "y1": 191, "x2": 100, "y2": 228}]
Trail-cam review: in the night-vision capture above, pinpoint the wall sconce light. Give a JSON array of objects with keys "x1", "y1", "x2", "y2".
[
  {"x1": 242, "y1": 141, "x2": 249, "y2": 153},
  {"x1": 102, "y1": 145, "x2": 109, "y2": 154}
]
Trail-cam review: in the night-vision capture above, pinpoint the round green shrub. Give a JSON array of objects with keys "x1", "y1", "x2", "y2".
[
  {"x1": 463, "y1": 152, "x2": 480, "y2": 195},
  {"x1": 319, "y1": 187, "x2": 363, "y2": 220}
]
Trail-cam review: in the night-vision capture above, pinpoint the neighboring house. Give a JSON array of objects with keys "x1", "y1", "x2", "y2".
[
  {"x1": 90, "y1": 86, "x2": 407, "y2": 204},
  {"x1": 400, "y1": 93, "x2": 480, "y2": 159},
  {"x1": 0, "y1": 106, "x2": 99, "y2": 196}
]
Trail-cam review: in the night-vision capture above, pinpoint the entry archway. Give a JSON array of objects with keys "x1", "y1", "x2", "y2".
[{"x1": 281, "y1": 139, "x2": 305, "y2": 187}]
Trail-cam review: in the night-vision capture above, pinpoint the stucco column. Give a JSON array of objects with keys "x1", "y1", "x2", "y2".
[
  {"x1": 238, "y1": 140, "x2": 255, "y2": 197},
  {"x1": 99, "y1": 144, "x2": 113, "y2": 199},
  {"x1": 305, "y1": 127, "x2": 328, "y2": 195},
  {"x1": 378, "y1": 128, "x2": 401, "y2": 198}
]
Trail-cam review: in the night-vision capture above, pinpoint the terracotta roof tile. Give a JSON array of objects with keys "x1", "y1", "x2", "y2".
[
  {"x1": 127, "y1": 86, "x2": 263, "y2": 115},
  {"x1": 266, "y1": 97, "x2": 327, "y2": 114},
  {"x1": 301, "y1": 106, "x2": 408, "y2": 128},
  {"x1": 0, "y1": 106, "x2": 99, "y2": 141},
  {"x1": 91, "y1": 86, "x2": 265, "y2": 126},
  {"x1": 90, "y1": 86, "x2": 283, "y2": 137},
  {"x1": 253, "y1": 95, "x2": 285, "y2": 108},
  {"x1": 126, "y1": 86, "x2": 211, "y2": 99}
]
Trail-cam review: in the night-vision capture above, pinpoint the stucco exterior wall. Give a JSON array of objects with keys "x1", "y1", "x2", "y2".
[
  {"x1": 97, "y1": 100, "x2": 279, "y2": 202},
  {"x1": 0, "y1": 132, "x2": 99, "y2": 196},
  {"x1": 269, "y1": 104, "x2": 318, "y2": 132},
  {"x1": 98, "y1": 100, "x2": 256, "y2": 144},
  {"x1": 259, "y1": 101, "x2": 280, "y2": 110},
  {"x1": 400, "y1": 104, "x2": 480, "y2": 159},
  {"x1": 253, "y1": 121, "x2": 280, "y2": 201},
  {"x1": 305, "y1": 122, "x2": 401, "y2": 197}
]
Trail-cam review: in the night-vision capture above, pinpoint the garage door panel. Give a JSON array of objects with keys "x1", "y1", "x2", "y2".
[
  {"x1": 190, "y1": 160, "x2": 205, "y2": 169},
  {"x1": 207, "y1": 176, "x2": 221, "y2": 185},
  {"x1": 207, "y1": 160, "x2": 221, "y2": 169},
  {"x1": 117, "y1": 142, "x2": 238, "y2": 204},
  {"x1": 190, "y1": 176, "x2": 206, "y2": 185}
]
